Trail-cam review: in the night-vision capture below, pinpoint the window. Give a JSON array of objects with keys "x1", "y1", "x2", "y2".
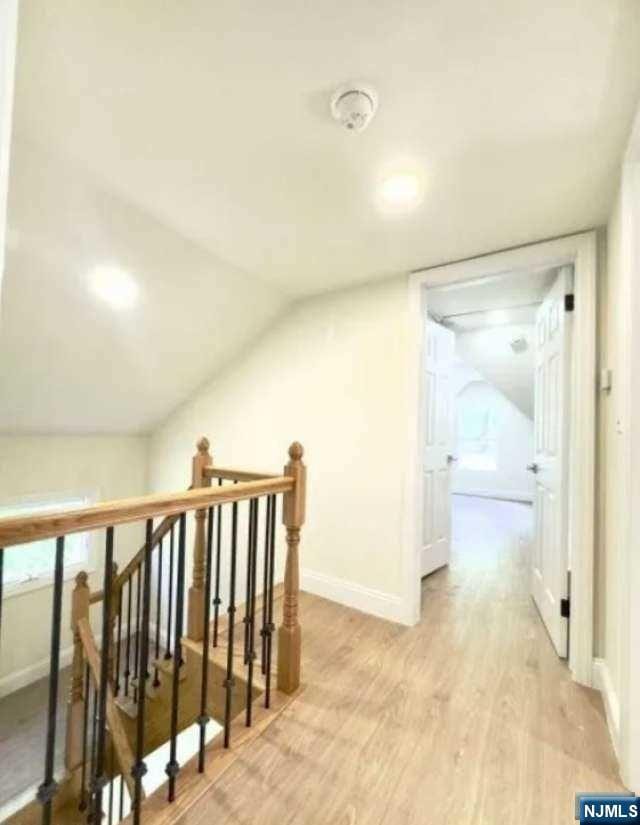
[
  {"x1": 1, "y1": 495, "x2": 92, "y2": 588},
  {"x1": 456, "y1": 381, "x2": 500, "y2": 471}
]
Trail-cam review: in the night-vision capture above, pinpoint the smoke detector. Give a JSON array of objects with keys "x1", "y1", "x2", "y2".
[{"x1": 330, "y1": 84, "x2": 378, "y2": 133}]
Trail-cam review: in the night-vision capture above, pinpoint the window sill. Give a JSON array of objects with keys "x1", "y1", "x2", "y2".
[{"x1": 3, "y1": 563, "x2": 95, "y2": 600}]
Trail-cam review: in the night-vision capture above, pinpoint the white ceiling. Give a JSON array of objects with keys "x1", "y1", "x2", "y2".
[
  {"x1": 428, "y1": 266, "x2": 559, "y2": 329},
  {"x1": 12, "y1": 0, "x2": 640, "y2": 295},
  {"x1": 2, "y1": 1, "x2": 640, "y2": 432}
]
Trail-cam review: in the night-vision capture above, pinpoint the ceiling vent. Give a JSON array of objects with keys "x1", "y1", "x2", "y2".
[
  {"x1": 330, "y1": 84, "x2": 378, "y2": 133},
  {"x1": 510, "y1": 337, "x2": 528, "y2": 354}
]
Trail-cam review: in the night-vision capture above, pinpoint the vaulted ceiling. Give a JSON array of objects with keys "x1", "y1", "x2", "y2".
[{"x1": 2, "y1": 0, "x2": 640, "y2": 432}]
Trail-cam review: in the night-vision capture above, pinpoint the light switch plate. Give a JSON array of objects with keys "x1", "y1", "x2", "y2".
[{"x1": 600, "y1": 368, "x2": 613, "y2": 393}]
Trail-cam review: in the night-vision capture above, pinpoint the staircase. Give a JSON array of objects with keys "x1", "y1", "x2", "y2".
[{"x1": 0, "y1": 438, "x2": 307, "y2": 825}]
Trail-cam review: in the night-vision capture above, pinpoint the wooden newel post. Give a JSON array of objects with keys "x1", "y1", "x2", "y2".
[
  {"x1": 187, "y1": 436, "x2": 212, "y2": 641},
  {"x1": 278, "y1": 441, "x2": 306, "y2": 694},
  {"x1": 66, "y1": 571, "x2": 90, "y2": 786}
]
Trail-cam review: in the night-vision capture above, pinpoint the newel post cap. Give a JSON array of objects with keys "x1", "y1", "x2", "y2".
[
  {"x1": 288, "y1": 441, "x2": 304, "y2": 462},
  {"x1": 196, "y1": 436, "x2": 210, "y2": 455}
]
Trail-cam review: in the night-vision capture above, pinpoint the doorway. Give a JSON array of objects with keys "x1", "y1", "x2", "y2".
[
  {"x1": 421, "y1": 264, "x2": 572, "y2": 657},
  {"x1": 405, "y1": 232, "x2": 597, "y2": 686}
]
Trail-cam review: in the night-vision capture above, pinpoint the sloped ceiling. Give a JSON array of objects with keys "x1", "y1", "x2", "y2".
[
  {"x1": 0, "y1": 140, "x2": 286, "y2": 433},
  {"x1": 429, "y1": 268, "x2": 557, "y2": 417},
  {"x1": 2, "y1": 0, "x2": 640, "y2": 432},
  {"x1": 455, "y1": 325, "x2": 536, "y2": 418}
]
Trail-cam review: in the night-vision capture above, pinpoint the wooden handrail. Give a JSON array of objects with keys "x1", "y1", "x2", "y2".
[
  {"x1": 77, "y1": 617, "x2": 138, "y2": 799},
  {"x1": 203, "y1": 466, "x2": 279, "y2": 482},
  {"x1": 0, "y1": 476, "x2": 294, "y2": 548}
]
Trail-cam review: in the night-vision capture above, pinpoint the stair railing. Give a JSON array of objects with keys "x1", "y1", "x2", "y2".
[{"x1": 0, "y1": 438, "x2": 306, "y2": 825}]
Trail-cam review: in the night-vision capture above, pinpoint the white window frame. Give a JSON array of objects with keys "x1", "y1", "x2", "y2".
[
  {"x1": 1, "y1": 490, "x2": 97, "y2": 598},
  {"x1": 456, "y1": 380, "x2": 500, "y2": 471}
]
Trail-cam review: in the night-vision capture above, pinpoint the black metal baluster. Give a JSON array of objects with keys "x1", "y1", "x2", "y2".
[
  {"x1": 164, "y1": 524, "x2": 175, "y2": 661},
  {"x1": 131, "y1": 520, "x2": 153, "y2": 825},
  {"x1": 246, "y1": 498, "x2": 259, "y2": 726},
  {"x1": 88, "y1": 685, "x2": 98, "y2": 822},
  {"x1": 212, "y1": 478, "x2": 223, "y2": 648},
  {"x1": 153, "y1": 538, "x2": 163, "y2": 688},
  {"x1": 166, "y1": 513, "x2": 187, "y2": 802},
  {"x1": 92, "y1": 527, "x2": 114, "y2": 821},
  {"x1": 124, "y1": 578, "x2": 132, "y2": 697},
  {"x1": 197, "y1": 506, "x2": 215, "y2": 772},
  {"x1": 133, "y1": 566, "x2": 142, "y2": 704},
  {"x1": 118, "y1": 765, "x2": 124, "y2": 822},
  {"x1": 79, "y1": 663, "x2": 91, "y2": 812},
  {"x1": 108, "y1": 740, "x2": 114, "y2": 825},
  {"x1": 265, "y1": 495, "x2": 277, "y2": 708},
  {"x1": 243, "y1": 498, "x2": 253, "y2": 664},
  {"x1": 114, "y1": 585, "x2": 123, "y2": 697},
  {"x1": 261, "y1": 497, "x2": 271, "y2": 675},
  {"x1": 223, "y1": 502, "x2": 239, "y2": 748},
  {"x1": 37, "y1": 536, "x2": 65, "y2": 825}
]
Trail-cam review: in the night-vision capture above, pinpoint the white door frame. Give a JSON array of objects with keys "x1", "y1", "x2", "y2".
[{"x1": 404, "y1": 231, "x2": 597, "y2": 687}]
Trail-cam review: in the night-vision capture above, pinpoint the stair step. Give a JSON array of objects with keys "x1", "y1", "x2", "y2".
[
  {"x1": 154, "y1": 656, "x2": 187, "y2": 682},
  {"x1": 129, "y1": 675, "x2": 162, "y2": 700},
  {"x1": 115, "y1": 695, "x2": 139, "y2": 719}
]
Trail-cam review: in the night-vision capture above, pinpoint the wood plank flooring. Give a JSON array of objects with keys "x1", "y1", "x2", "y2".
[{"x1": 182, "y1": 496, "x2": 623, "y2": 825}]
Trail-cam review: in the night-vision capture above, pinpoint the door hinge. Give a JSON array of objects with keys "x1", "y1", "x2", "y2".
[
  {"x1": 564, "y1": 294, "x2": 575, "y2": 312},
  {"x1": 560, "y1": 597, "x2": 571, "y2": 619}
]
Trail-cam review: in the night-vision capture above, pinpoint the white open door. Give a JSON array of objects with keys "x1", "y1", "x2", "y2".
[
  {"x1": 421, "y1": 319, "x2": 455, "y2": 578},
  {"x1": 530, "y1": 266, "x2": 573, "y2": 657}
]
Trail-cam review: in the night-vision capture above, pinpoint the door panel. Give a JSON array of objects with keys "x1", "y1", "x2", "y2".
[
  {"x1": 421, "y1": 319, "x2": 455, "y2": 578},
  {"x1": 531, "y1": 267, "x2": 573, "y2": 657}
]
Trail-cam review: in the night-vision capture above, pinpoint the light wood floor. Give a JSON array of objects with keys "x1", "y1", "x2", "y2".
[{"x1": 184, "y1": 496, "x2": 623, "y2": 825}]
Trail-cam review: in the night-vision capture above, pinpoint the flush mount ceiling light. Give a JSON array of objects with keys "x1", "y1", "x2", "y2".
[
  {"x1": 89, "y1": 264, "x2": 138, "y2": 310},
  {"x1": 330, "y1": 84, "x2": 378, "y2": 133},
  {"x1": 378, "y1": 172, "x2": 424, "y2": 212}
]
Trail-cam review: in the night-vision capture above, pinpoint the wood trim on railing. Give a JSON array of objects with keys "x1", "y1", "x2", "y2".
[
  {"x1": 77, "y1": 617, "x2": 138, "y2": 799},
  {"x1": 202, "y1": 466, "x2": 279, "y2": 482},
  {"x1": 113, "y1": 513, "x2": 180, "y2": 593},
  {"x1": 0, "y1": 477, "x2": 294, "y2": 548}
]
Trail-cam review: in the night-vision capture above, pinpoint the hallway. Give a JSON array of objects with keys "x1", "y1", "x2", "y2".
[{"x1": 181, "y1": 496, "x2": 622, "y2": 824}]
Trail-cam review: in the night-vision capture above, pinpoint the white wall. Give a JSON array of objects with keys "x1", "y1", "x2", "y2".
[
  {"x1": 596, "y1": 108, "x2": 640, "y2": 787},
  {"x1": 150, "y1": 276, "x2": 413, "y2": 623},
  {"x1": 0, "y1": 435, "x2": 149, "y2": 695},
  {"x1": 0, "y1": 0, "x2": 17, "y2": 299},
  {"x1": 450, "y1": 361, "x2": 535, "y2": 502},
  {"x1": 598, "y1": 193, "x2": 628, "y2": 742}
]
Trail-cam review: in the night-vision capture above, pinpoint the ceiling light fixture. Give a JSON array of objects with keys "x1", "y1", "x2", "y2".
[
  {"x1": 486, "y1": 309, "x2": 508, "y2": 326},
  {"x1": 89, "y1": 265, "x2": 138, "y2": 310},
  {"x1": 378, "y1": 172, "x2": 423, "y2": 212}
]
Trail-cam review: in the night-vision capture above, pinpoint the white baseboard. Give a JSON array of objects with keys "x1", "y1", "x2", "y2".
[
  {"x1": 0, "y1": 644, "x2": 75, "y2": 699},
  {"x1": 452, "y1": 488, "x2": 534, "y2": 504},
  {"x1": 301, "y1": 569, "x2": 409, "y2": 625},
  {"x1": 593, "y1": 657, "x2": 621, "y2": 758}
]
